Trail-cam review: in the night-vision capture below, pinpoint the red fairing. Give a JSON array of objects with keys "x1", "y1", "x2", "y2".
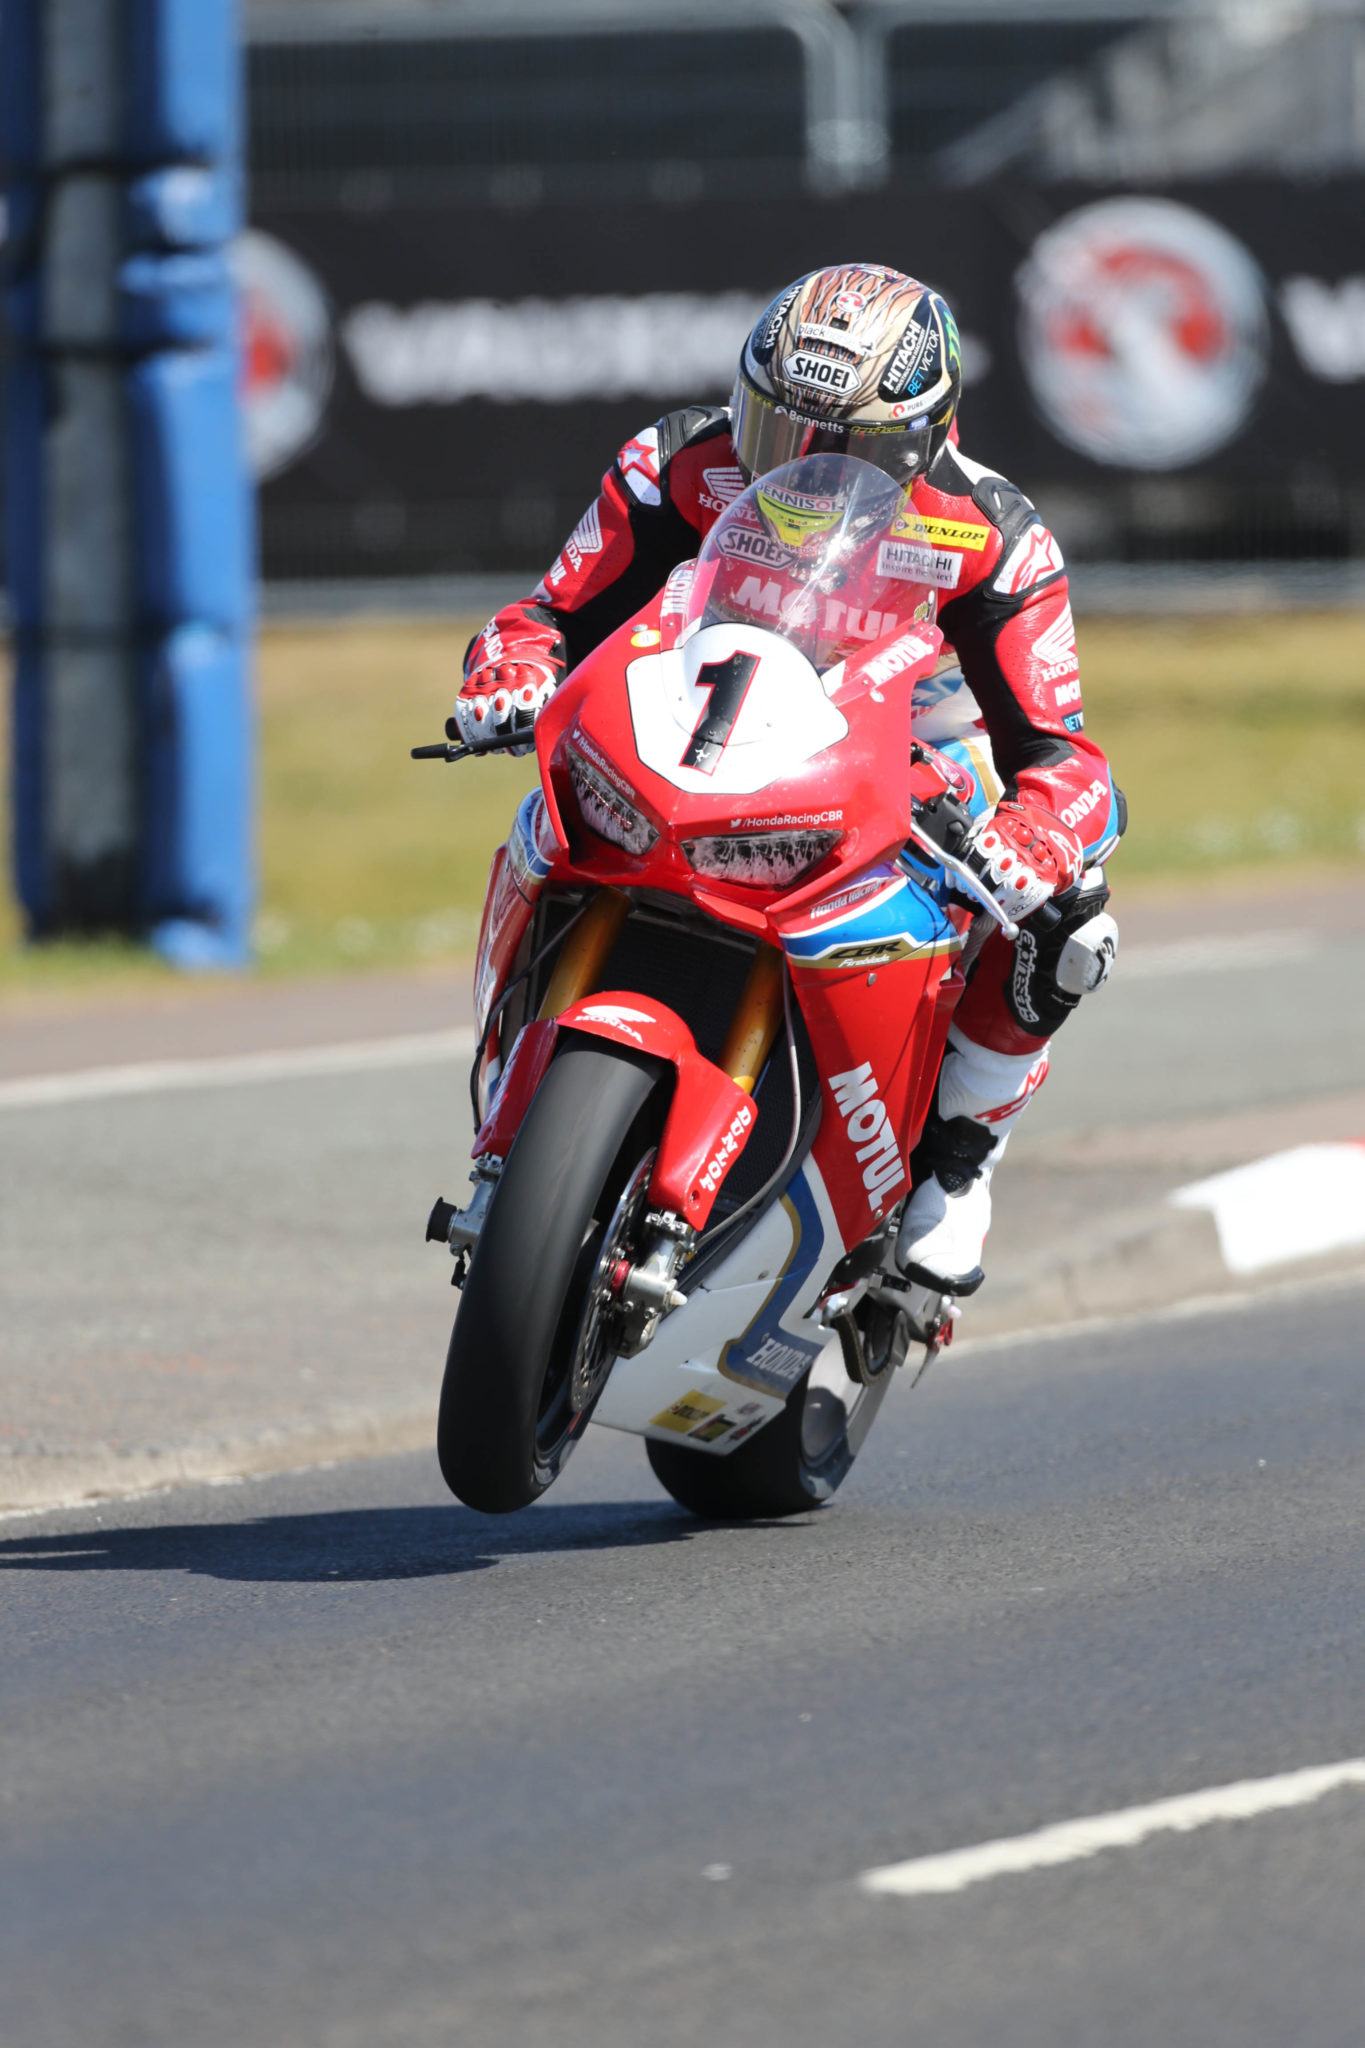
[
  {"x1": 784, "y1": 949, "x2": 967, "y2": 1249},
  {"x1": 531, "y1": 602, "x2": 943, "y2": 923},
  {"x1": 473, "y1": 1018, "x2": 559, "y2": 1159},
  {"x1": 472, "y1": 844, "x2": 535, "y2": 1052},
  {"x1": 554, "y1": 992, "x2": 758, "y2": 1229}
]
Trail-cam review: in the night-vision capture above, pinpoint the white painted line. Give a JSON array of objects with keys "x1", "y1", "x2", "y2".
[
  {"x1": 1118, "y1": 931, "x2": 1320, "y2": 981},
  {"x1": 1172, "y1": 1141, "x2": 1365, "y2": 1274},
  {"x1": 0, "y1": 1027, "x2": 478, "y2": 1111},
  {"x1": 860, "y1": 1758, "x2": 1365, "y2": 1899}
]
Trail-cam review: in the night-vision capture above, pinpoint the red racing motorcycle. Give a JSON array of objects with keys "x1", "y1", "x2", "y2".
[{"x1": 420, "y1": 455, "x2": 1019, "y2": 1519}]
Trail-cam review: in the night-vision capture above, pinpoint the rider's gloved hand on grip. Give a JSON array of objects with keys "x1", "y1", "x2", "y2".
[
  {"x1": 962, "y1": 799, "x2": 1084, "y2": 923},
  {"x1": 451, "y1": 602, "x2": 567, "y2": 752}
]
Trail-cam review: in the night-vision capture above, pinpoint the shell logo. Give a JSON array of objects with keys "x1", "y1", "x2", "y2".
[
  {"x1": 1016, "y1": 197, "x2": 1268, "y2": 469},
  {"x1": 231, "y1": 230, "x2": 334, "y2": 480}
]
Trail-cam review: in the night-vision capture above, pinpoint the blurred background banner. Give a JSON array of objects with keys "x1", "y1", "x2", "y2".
[
  {"x1": 248, "y1": 177, "x2": 1365, "y2": 582},
  {"x1": 5, "y1": 0, "x2": 1365, "y2": 979},
  {"x1": 235, "y1": 0, "x2": 1365, "y2": 590}
]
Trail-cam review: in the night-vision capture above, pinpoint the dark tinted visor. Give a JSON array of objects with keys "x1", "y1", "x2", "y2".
[{"x1": 731, "y1": 370, "x2": 935, "y2": 486}]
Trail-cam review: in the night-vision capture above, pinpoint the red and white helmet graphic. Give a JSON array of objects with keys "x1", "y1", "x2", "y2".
[
  {"x1": 231, "y1": 230, "x2": 334, "y2": 480},
  {"x1": 1016, "y1": 198, "x2": 1268, "y2": 469}
]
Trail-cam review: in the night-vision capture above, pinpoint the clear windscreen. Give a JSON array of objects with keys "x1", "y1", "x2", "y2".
[{"x1": 684, "y1": 453, "x2": 938, "y2": 674}]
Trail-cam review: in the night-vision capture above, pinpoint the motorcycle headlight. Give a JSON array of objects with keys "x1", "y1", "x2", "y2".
[
  {"x1": 568, "y1": 748, "x2": 658, "y2": 857},
  {"x1": 684, "y1": 829, "x2": 841, "y2": 890}
]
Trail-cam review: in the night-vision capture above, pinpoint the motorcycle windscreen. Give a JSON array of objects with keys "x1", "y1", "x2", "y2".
[{"x1": 684, "y1": 452, "x2": 938, "y2": 675}]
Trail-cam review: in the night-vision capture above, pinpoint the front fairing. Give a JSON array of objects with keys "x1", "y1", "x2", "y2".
[{"x1": 533, "y1": 593, "x2": 945, "y2": 939}]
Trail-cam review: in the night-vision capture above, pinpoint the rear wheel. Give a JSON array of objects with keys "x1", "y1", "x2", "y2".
[
  {"x1": 437, "y1": 1041, "x2": 664, "y2": 1514},
  {"x1": 645, "y1": 1305, "x2": 903, "y2": 1521}
]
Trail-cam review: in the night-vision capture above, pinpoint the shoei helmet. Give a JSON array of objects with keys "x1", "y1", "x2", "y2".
[{"x1": 731, "y1": 263, "x2": 963, "y2": 486}]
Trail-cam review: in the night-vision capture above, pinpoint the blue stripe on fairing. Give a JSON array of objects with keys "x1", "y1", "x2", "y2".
[
  {"x1": 717, "y1": 1164, "x2": 828, "y2": 1393},
  {"x1": 509, "y1": 789, "x2": 554, "y2": 882},
  {"x1": 932, "y1": 737, "x2": 995, "y2": 822},
  {"x1": 781, "y1": 866, "x2": 957, "y2": 964}
]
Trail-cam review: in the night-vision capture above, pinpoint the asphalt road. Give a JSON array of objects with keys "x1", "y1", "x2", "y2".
[
  {"x1": 4, "y1": 919, "x2": 1363, "y2": 1496},
  {"x1": 5, "y1": 1279, "x2": 1365, "y2": 2048}
]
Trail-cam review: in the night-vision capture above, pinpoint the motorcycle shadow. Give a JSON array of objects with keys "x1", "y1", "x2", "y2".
[{"x1": 0, "y1": 1499, "x2": 734, "y2": 1586}]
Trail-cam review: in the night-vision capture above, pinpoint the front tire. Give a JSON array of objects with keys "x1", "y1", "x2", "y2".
[{"x1": 438, "y1": 1042, "x2": 663, "y2": 1514}]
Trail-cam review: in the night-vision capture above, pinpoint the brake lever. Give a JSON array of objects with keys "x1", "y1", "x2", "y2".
[
  {"x1": 904, "y1": 821, "x2": 1020, "y2": 942},
  {"x1": 410, "y1": 725, "x2": 532, "y2": 763}
]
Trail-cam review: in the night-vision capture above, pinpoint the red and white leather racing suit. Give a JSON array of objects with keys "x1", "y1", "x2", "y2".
[{"x1": 463, "y1": 404, "x2": 1123, "y2": 1192}]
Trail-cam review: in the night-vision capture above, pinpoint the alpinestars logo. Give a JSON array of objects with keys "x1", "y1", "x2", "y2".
[
  {"x1": 993, "y1": 526, "x2": 1064, "y2": 598},
  {"x1": 1011, "y1": 926, "x2": 1041, "y2": 1028},
  {"x1": 830, "y1": 1063, "x2": 906, "y2": 1212},
  {"x1": 619, "y1": 428, "x2": 661, "y2": 506}
]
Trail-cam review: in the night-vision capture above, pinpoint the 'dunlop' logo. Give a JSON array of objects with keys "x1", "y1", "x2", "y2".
[
  {"x1": 231, "y1": 230, "x2": 334, "y2": 480},
  {"x1": 1016, "y1": 197, "x2": 1268, "y2": 469}
]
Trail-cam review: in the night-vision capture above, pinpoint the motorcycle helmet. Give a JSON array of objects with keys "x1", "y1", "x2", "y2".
[{"x1": 731, "y1": 263, "x2": 962, "y2": 486}]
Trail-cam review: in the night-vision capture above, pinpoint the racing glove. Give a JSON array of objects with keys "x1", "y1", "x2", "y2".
[
  {"x1": 451, "y1": 602, "x2": 568, "y2": 752},
  {"x1": 962, "y1": 798, "x2": 1084, "y2": 924}
]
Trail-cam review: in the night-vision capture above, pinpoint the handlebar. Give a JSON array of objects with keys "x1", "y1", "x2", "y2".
[{"x1": 410, "y1": 724, "x2": 531, "y2": 764}]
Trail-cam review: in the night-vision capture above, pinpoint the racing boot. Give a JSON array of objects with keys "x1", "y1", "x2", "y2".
[{"x1": 896, "y1": 1030, "x2": 1050, "y2": 1296}]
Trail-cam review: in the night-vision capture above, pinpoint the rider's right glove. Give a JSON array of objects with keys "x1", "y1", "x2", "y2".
[
  {"x1": 451, "y1": 602, "x2": 568, "y2": 752},
  {"x1": 962, "y1": 799, "x2": 1084, "y2": 924}
]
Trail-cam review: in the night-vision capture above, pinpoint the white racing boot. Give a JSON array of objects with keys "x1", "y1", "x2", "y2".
[
  {"x1": 896, "y1": 1030, "x2": 1050, "y2": 1297},
  {"x1": 895, "y1": 1130, "x2": 1008, "y2": 1296}
]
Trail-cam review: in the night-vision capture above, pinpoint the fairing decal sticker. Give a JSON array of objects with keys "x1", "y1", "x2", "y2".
[
  {"x1": 625, "y1": 625, "x2": 848, "y2": 796},
  {"x1": 716, "y1": 1170, "x2": 829, "y2": 1398}
]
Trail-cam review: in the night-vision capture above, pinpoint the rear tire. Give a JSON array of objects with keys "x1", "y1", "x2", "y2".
[
  {"x1": 437, "y1": 1042, "x2": 663, "y2": 1514},
  {"x1": 645, "y1": 1317, "x2": 898, "y2": 1521}
]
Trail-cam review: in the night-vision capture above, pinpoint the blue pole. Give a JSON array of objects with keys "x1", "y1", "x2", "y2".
[{"x1": 2, "y1": 0, "x2": 254, "y2": 967}]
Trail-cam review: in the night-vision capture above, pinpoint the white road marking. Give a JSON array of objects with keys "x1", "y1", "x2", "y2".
[
  {"x1": 1118, "y1": 931, "x2": 1320, "y2": 981},
  {"x1": 860, "y1": 1758, "x2": 1365, "y2": 1898},
  {"x1": 0, "y1": 1027, "x2": 477, "y2": 1111},
  {"x1": 1173, "y1": 1141, "x2": 1365, "y2": 1273}
]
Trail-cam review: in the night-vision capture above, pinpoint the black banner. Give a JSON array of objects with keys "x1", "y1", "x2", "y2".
[{"x1": 244, "y1": 178, "x2": 1365, "y2": 581}]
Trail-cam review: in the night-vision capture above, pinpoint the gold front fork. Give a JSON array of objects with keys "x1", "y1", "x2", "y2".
[
  {"x1": 719, "y1": 943, "x2": 786, "y2": 1095},
  {"x1": 537, "y1": 887, "x2": 631, "y2": 1020}
]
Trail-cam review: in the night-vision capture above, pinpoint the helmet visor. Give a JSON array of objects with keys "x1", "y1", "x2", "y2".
[{"x1": 731, "y1": 370, "x2": 936, "y2": 486}]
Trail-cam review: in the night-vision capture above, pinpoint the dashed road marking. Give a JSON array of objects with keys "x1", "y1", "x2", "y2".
[{"x1": 860, "y1": 1758, "x2": 1365, "y2": 1898}]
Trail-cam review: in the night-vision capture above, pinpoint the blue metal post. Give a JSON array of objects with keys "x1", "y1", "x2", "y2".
[{"x1": 2, "y1": 0, "x2": 254, "y2": 966}]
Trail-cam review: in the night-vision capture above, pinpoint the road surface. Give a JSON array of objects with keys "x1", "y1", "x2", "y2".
[{"x1": 5, "y1": 1279, "x2": 1365, "y2": 2048}]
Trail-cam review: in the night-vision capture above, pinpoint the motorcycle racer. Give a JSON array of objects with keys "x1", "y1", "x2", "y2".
[{"x1": 453, "y1": 263, "x2": 1122, "y2": 1302}]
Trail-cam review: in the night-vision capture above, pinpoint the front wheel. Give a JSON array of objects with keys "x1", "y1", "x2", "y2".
[
  {"x1": 437, "y1": 1041, "x2": 663, "y2": 1514},
  {"x1": 645, "y1": 1311, "x2": 900, "y2": 1521}
]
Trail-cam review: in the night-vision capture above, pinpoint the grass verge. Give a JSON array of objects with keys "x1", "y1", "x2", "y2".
[{"x1": 3, "y1": 609, "x2": 1363, "y2": 997}]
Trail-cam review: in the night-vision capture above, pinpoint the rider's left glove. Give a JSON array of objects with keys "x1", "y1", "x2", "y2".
[
  {"x1": 452, "y1": 603, "x2": 567, "y2": 753},
  {"x1": 962, "y1": 799, "x2": 1083, "y2": 923}
]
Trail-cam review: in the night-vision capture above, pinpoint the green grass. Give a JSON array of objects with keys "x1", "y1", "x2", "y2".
[
  {"x1": 3, "y1": 610, "x2": 1363, "y2": 997},
  {"x1": 1079, "y1": 612, "x2": 1365, "y2": 880}
]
